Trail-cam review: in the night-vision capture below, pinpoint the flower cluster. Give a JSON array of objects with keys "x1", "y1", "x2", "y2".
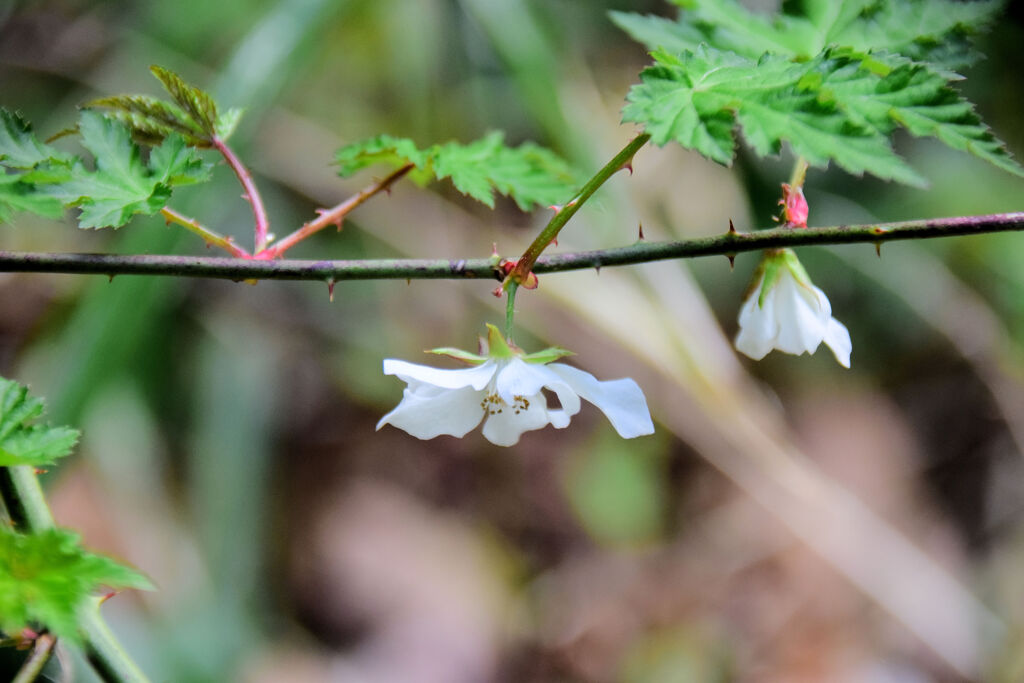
[
  {"x1": 378, "y1": 325, "x2": 655, "y2": 446},
  {"x1": 735, "y1": 249, "x2": 852, "y2": 368}
]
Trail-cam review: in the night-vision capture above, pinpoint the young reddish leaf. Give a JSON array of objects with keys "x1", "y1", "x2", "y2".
[{"x1": 149, "y1": 65, "x2": 219, "y2": 139}]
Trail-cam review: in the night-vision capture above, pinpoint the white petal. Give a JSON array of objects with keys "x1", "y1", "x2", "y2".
[
  {"x1": 494, "y1": 359, "x2": 582, "y2": 417},
  {"x1": 383, "y1": 358, "x2": 497, "y2": 391},
  {"x1": 547, "y1": 364, "x2": 654, "y2": 439},
  {"x1": 823, "y1": 317, "x2": 852, "y2": 368},
  {"x1": 735, "y1": 289, "x2": 778, "y2": 360},
  {"x1": 773, "y1": 273, "x2": 826, "y2": 355},
  {"x1": 376, "y1": 384, "x2": 485, "y2": 439},
  {"x1": 480, "y1": 391, "x2": 550, "y2": 446}
]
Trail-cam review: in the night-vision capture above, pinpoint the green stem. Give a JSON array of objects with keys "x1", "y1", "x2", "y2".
[
  {"x1": 160, "y1": 208, "x2": 250, "y2": 259},
  {"x1": 12, "y1": 633, "x2": 55, "y2": 683},
  {"x1": 0, "y1": 211, "x2": 1018, "y2": 282},
  {"x1": 505, "y1": 281, "x2": 518, "y2": 340},
  {"x1": 0, "y1": 467, "x2": 151, "y2": 683},
  {"x1": 508, "y1": 133, "x2": 651, "y2": 285}
]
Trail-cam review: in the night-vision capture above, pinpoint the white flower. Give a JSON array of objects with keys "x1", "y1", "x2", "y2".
[
  {"x1": 735, "y1": 249, "x2": 852, "y2": 367},
  {"x1": 377, "y1": 325, "x2": 655, "y2": 446}
]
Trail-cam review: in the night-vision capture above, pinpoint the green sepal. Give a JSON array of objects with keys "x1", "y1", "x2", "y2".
[
  {"x1": 522, "y1": 346, "x2": 575, "y2": 364},
  {"x1": 484, "y1": 324, "x2": 516, "y2": 359},
  {"x1": 756, "y1": 251, "x2": 786, "y2": 308},
  {"x1": 426, "y1": 347, "x2": 489, "y2": 365}
]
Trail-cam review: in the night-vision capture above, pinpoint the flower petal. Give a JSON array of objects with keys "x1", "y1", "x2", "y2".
[
  {"x1": 383, "y1": 358, "x2": 497, "y2": 391},
  {"x1": 376, "y1": 384, "x2": 485, "y2": 439},
  {"x1": 547, "y1": 364, "x2": 654, "y2": 438},
  {"x1": 493, "y1": 358, "x2": 583, "y2": 417},
  {"x1": 735, "y1": 288, "x2": 778, "y2": 360},
  {"x1": 773, "y1": 273, "x2": 826, "y2": 355},
  {"x1": 480, "y1": 392, "x2": 549, "y2": 446},
  {"x1": 823, "y1": 317, "x2": 852, "y2": 368}
]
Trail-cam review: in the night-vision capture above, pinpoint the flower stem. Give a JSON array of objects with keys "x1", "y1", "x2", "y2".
[
  {"x1": 0, "y1": 467, "x2": 151, "y2": 683},
  {"x1": 160, "y1": 208, "x2": 250, "y2": 258},
  {"x1": 12, "y1": 633, "x2": 56, "y2": 683},
  {"x1": 505, "y1": 281, "x2": 518, "y2": 340},
  {"x1": 257, "y1": 163, "x2": 414, "y2": 259},
  {"x1": 211, "y1": 136, "x2": 271, "y2": 253},
  {"x1": 508, "y1": 133, "x2": 651, "y2": 287},
  {"x1": 0, "y1": 212, "x2": 1019, "y2": 282},
  {"x1": 789, "y1": 156, "x2": 809, "y2": 188}
]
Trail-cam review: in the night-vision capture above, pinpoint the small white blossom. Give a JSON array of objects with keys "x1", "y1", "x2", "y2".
[
  {"x1": 377, "y1": 325, "x2": 655, "y2": 446},
  {"x1": 735, "y1": 249, "x2": 852, "y2": 367}
]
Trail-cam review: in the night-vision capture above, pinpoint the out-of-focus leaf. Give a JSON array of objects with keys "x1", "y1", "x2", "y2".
[
  {"x1": 612, "y1": 0, "x2": 1001, "y2": 69},
  {"x1": 0, "y1": 526, "x2": 153, "y2": 643},
  {"x1": 0, "y1": 376, "x2": 78, "y2": 467},
  {"x1": 335, "y1": 131, "x2": 579, "y2": 210}
]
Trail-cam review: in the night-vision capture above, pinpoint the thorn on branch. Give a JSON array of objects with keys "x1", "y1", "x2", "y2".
[
  {"x1": 875, "y1": 242, "x2": 882, "y2": 258},
  {"x1": 726, "y1": 253, "x2": 735, "y2": 270},
  {"x1": 728, "y1": 219, "x2": 737, "y2": 235},
  {"x1": 327, "y1": 278, "x2": 336, "y2": 302},
  {"x1": 638, "y1": 223, "x2": 645, "y2": 240}
]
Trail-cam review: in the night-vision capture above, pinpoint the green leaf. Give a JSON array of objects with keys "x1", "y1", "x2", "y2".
[
  {"x1": 85, "y1": 94, "x2": 209, "y2": 147},
  {"x1": 214, "y1": 107, "x2": 245, "y2": 141},
  {"x1": 335, "y1": 132, "x2": 579, "y2": 210},
  {"x1": 149, "y1": 65, "x2": 219, "y2": 139},
  {"x1": 334, "y1": 134, "x2": 429, "y2": 177},
  {"x1": 613, "y1": 0, "x2": 1001, "y2": 69},
  {"x1": 148, "y1": 134, "x2": 213, "y2": 186},
  {"x1": 0, "y1": 109, "x2": 71, "y2": 168},
  {"x1": 624, "y1": 45, "x2": 1024, "y2": 185},
  {"x1": 0, "y1": 526, "x2": 152, "y2": 643},
  {"x1": 56, "y1": 112, "x2": 210, "y2": 229},
  {"x1": 0, "y1": 174, "x2": 65, "y2": 224},
  {"x1": 0, "y1": 376, "x2": 79, "y2": 467}
]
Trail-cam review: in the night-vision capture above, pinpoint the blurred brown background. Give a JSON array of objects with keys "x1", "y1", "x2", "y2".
[{"x1": 2, "y1": 0, "x2": 1024, "y2": 680}]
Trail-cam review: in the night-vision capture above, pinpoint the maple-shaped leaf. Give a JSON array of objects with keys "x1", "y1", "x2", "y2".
[
  {"x1": 0, "y1": 376, "x2": 79, "y2": 467},
  {"x1": 0, "y1": 110, "x2": 72, "y2": 169},
  {"x1": 335, "y1": 132, "x2": 578, "y2": 210},
  {"x1": 0, "y1": 526, "x2": 152, "y2": 643},
  {"x1": 623, "y1": 45, "x2": 1023, "y2": 185},
  {"x1": 612, "y1": 0, "x2": 1001, "y2": 69},
  {"x1": 0, "y1": 173, "x2": 65, "y2": 224},
  {"x1": 56, "y1": 112, "x2": 211, "y2": 229}
]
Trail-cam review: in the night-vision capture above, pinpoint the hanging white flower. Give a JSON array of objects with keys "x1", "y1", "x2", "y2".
[
  {"x1": 735, "y1": 249, "x2": 852, "y2": 367},
  {"x1": 377, "y1": 325, "x2": 655, "y2": 446}
]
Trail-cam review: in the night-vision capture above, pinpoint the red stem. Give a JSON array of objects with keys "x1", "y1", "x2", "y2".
[
  {"x1": 257, "y1": 163, "x2": 414, "y2": 259},
  {"x1": 212, "y1": 136, "x2": 271, "y2": 253}
]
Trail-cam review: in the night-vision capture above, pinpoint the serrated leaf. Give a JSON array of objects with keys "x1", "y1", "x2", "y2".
[
  {"x1": 615, "y1": 0, "x2": 1001, "y2": 69},
  {"x1": 214, "y1": 107, "x2": 245, "y2": 141},
  {"x1": 336, "y1": 133, "x2": 579, "y2": 211},
  {"x1": 0, "y1": 376, "x2": 78, "y2": 467},
  {"x1": 149, "y1": 134, "x2": 212, "y2": 186},
  {"x1": 149, "y1": 65, "x2": 219, "y2": 138},
  {"x1": 86, "y1": 94, "x2": 209, "y2": 147},
  {"x1": 335, "y1": 134, "x2": 430, "y2": 177},
  {"x1": 0, "y1": 526, "x2": 152, "y2": 643},
  {"x1": 624, "y1": 44, "x2": 1024, "y2": 185},
  {"x1": 0, "y1": 109, "x2": 71, "y2": 168},
  {"x1": 433, "y1": 132, "x2": 579, "y2": 210},
  {"x1": 54, "y1": 112, "x2": 214, "y2": 228},
  {"x1": 0, "y1": 174, "x2": 65, "y2": 224}
]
